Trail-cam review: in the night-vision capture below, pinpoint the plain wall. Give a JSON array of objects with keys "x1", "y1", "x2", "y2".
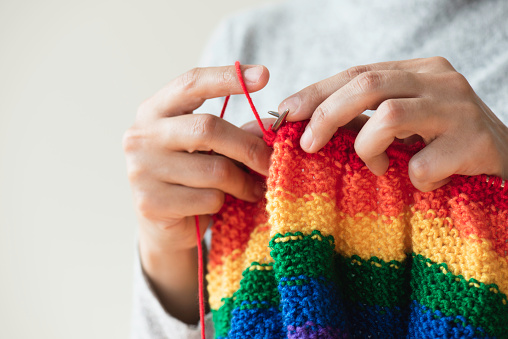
[{"x1": 0, "y1": 0, "x2": 279, "y2": 338}]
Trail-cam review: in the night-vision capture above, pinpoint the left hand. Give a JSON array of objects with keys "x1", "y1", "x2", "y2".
[{"x1": 278, "y1": 57, "x2": 508, "y2": 191}]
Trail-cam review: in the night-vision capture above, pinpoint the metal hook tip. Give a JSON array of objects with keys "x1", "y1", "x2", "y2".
[{"x1": 270, "y1": 108, "x2": 290, "y2": 131}]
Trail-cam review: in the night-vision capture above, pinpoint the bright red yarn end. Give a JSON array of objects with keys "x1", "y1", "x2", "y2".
[
  {"x1": 195, "y1": 215, "x2": 206, "y2": 339},
  {"x1": 220, "y1": 95, "x2": 230, "y2": 119}
]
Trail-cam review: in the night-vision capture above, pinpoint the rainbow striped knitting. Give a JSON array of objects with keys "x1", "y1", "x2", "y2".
[{"x1": 207, "y1": 121, "x2": 508, "y2": 338}]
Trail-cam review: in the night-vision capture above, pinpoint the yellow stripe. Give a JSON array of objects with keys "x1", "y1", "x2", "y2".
[
  {"x1": 266, "y1": 189, "x2": 337, "y2": 238},
  {"x1": 411, "y1": 210, "x2": 508, "y2": 295},
  {"x1": 335, "y1": 212, "x2": 410, "y2": 263},
  {"x1": 244, "y1": 224, "x2": 272, "y2": 265},
  {"x1": 207, "y1": 223, "x2": 272, "y2": 310},
  {"x1": 267, "y1": 189, "x2": 410, "y2": 262},
  {"x1": 207, "y1": 249, "x2": 243, "y2": 310},
  {"x1": 249, "y1": 265, "x2": 273, "y2": 271}
]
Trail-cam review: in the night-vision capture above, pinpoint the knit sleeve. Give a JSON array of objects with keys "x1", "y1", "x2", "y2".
[{"x1": 130, "y1": 244, "x2": 215, "y2": 339}]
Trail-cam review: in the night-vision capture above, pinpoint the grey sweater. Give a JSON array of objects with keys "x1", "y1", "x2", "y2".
[{"x1": 132, "y1": 1, "x2": 508, "y2": 338}]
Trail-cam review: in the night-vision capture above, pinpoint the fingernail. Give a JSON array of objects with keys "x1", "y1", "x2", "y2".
[
  {"x1": 280, "y1": 96, "x2": 300, "y2": 116},
  {"x1": 244, "y1": 66, "x2": 263, "y2": 84},
  {"x1": 300, "y1": 126, "x2": 314, "y2": 152}
]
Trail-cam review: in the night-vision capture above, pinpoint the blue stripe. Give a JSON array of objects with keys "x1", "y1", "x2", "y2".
[
  {"x1": 341, "y1": 300, "x2": 492, "y2": 338},
  {"x1": 278, "y1": 276, "x2": 346, "y2": 331},
  {"x1": 227, "y1": 276, "x2": 492, "y2": 338},
  {"x1": 408, "y1": 301, "x2": 493, "y2": 338},
  {"x1": 343, "y1": 301, "x2": 407, "y2": 338},
  {"x1": 228, "y1": 306, "x2": 284, "y2": 339}
]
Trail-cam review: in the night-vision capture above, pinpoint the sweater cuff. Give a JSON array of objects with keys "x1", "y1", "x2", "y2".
[{"x1": 131, "y1": 244, "x2": 214, "y2": 339}]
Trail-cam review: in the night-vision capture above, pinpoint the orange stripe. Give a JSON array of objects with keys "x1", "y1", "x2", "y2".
[
  {"x1": 207, "y1": 222, "x2": 272, "y2": 310},
  {"x1": 268, "y1": 140, "x2": 411, "y2": 217},
  {"x1": 208, "y1": 195, "x2": 267, "y2": 268},
  {"x1": 267, "y1": 140, "x2": 339, "y2": 199}
]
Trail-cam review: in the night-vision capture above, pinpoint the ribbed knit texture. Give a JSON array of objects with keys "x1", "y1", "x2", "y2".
[{"x1": 207, "y1": 121, "x2": 508, "y2": 338}]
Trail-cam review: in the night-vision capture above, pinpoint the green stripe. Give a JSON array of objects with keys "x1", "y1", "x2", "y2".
[
  {"x1": 212, "y1": 297, "x2": 234, "y2": 338},
  {"x1": 270, "y1": 230, "x2": 336, "y2": 282},
  {"x1": 337, "y1": 254, "x2": 411, "y2": 309},
  {"x1": 234, "y1": 262, "x2": 279, "y2": 310},
  {"x1": 212, "y1": 262, "x2": 279, "y2": 338},
  {"x1": 411, "y1": 253, "x2": 508, "y2": 336}
]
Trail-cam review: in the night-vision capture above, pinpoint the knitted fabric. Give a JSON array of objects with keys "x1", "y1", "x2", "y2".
[{"x1": 207, "y1": 121, "x2": 508, "y2": 338}]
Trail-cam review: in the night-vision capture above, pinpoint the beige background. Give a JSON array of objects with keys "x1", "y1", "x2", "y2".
[{"x1": 0, "y1": 0, "x2": 278, "y2": 338}]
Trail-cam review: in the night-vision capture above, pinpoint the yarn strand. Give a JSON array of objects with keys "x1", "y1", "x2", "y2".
[
  {"x1": 234, "y1": 61, "x2": 267, "y2": 135},
  {"x1": 195, "y1": 215, "x2": 206, "y2": 339}
]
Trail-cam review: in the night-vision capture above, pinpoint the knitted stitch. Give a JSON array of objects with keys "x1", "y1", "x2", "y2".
[{"x1": 207, "y1": 121, "x2": 508, "y2": 338}]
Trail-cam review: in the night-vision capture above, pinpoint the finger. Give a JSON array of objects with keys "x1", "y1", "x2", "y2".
[
  {"x1": 157, "y1": 114, "x2": 272, "y2": 176},
  {"x1": 354, "y1": 98, "x2": 443, "y2": 176},
  {"x1": 136, "y1": 181, "x2": 226, "y2": 221},
  {"x1": 151, "y1": 152, "x2": 265, "y2": 202},
  {"x1": 408, "y1": 138, "x2": 462, "y2": 192},
  {"x1": 301, "y1": 70, "x2": 425, "y2": 153},
  {"x1": 240, "y1": 118, "x2": 277, "y2": 137},
  {"x1": 138, "y1": 64, "x2": 270, "y2": 120},
  {"x1": 278, "y1": 57, "x2": 453, "y2": 120}
]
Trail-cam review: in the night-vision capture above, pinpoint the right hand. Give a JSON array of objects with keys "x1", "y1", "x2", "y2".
[{"x1": 123, "y1": 65, "x2": 272, "y2": 255}]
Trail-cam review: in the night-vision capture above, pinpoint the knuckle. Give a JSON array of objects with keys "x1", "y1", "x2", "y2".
[
  {"x1": 353, "y1": 137, "x2": 371, "y2": 162},
  {"x1": 450, "y1": 72, "x2": 473, "y2": 96},
  {"x1": 126, "y1": 164, "x2": 145, "y2": 183},
  {"x1": 356, "y1": 71, "x2": 382, "y2": 93},
  {"x1": 122, "y1": 127, "x2": 143, "y2": 153},
  {"x1": 409, "y1": 157, "x2": 429, "y2": 183},
  {"x1": 179, "y1": 67, "x2": 201, "y2": 92},
  {"x1": 354, "y1": 141, "x2": 368, "y2": 161},
  {"x1": 430, "y1": 56, "x2": 453, "y2": 69},
  {"x1": 313, "y1": 104, "x2": 331, "y2": 125},
  {"x1": 219, "y1": 68, "x2": 235, "y2": 86},
  {"x1": 211, "y1": 157, "x2": 233, "y2": 183},
  {"x1": 377, "y1": 99, "x2": 405, "y2": 128},
  {"x1": 191, "y1": 114, "x2": 218, "y2": 143},
  {"x1": 346, "y1": 65, "x2": 369, "y2": 80},
  {"x1": 136, "y1": 192, "x2": 155, "y2": 219}
]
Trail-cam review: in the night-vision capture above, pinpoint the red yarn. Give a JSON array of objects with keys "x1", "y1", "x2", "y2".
[
  {"x1": 234, "y1": 61, "x2": 267, "y2": 135},
  {"x1": 220, "y1": 95, "x2": 230, "y2": 119},
  {"x1": 194, "y1": 215, "x2": 206, "y2": 339}
]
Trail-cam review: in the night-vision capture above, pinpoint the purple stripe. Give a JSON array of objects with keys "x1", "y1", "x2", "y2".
[{"x1": 287, "y1": 321, "x2": 348, "y2": 339}]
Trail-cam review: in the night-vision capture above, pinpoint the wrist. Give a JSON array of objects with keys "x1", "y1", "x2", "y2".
[{"x1": 139, "y1": 227, "x2": 205, "y2": 325}]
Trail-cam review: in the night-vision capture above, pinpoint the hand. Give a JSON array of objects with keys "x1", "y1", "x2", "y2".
[
  {"x1": 279, "y1": 57, "x2": 508, "y2": 191},
  {"x1": 123, "y1": 64, "x2": 271, "y2": 323}
]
